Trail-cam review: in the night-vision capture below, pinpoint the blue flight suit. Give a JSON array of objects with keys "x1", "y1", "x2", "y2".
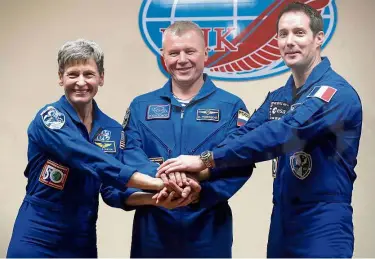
[
  {"x1": 103, "y1": 75, "x2": 253, "y2": 257},
  {"x1": 213, "y1": 58, "x2": 362, "y2": 257},
  {"x1": 7, "y1": 96, "x2": 136, "y2": 258}
]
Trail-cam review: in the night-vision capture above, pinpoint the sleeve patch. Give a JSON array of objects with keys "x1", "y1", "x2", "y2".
[
  {"x1": 237, "y1": 109, "x2": 250, "y2": 127},
  {"x1": 122, "y1": 108, "x2": 130, "y2": 129},
  {"x1": 307, "y1": 85, "x2": 337, "y2": 102},
  {"x1": 40, "y1": 106, "x2": 65, "y2": 130}
]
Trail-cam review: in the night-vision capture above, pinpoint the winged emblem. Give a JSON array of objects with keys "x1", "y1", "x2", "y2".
[{"x1": 95, "y1": 142, "x2": 112, "y2": 149}]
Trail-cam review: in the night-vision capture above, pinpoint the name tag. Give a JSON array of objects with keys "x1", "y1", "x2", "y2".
[{"x1": 196, "y1": 109, "x2": 220, "y2": 122}]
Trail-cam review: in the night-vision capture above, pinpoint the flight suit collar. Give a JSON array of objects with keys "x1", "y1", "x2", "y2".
[
  {"x1": 285, "y1": 57, "x2": 331, "y2": 99},
  {"x1": 58, "y1": 95, "x2": 105, "y2": 127},
  {"x1": 159, "y1": 74, "x2": 217, "y2": 105}
]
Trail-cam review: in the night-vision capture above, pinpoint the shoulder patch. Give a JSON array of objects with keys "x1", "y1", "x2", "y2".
[
  {"x1": 237, "y1": 109, "x2": 250, "y2": 127},
  {"x1": 122, "y1": 108, "x2": 130, "y2": 129},
  {"x1": 307, "y1": 86, "x2": 337, "y2": 102},
  {"x1": 40, "y1": 106, "x2": 65, "y2": 130},
  {"x1": 39, "y1": 160, "x2": 69, "y2": 190}
]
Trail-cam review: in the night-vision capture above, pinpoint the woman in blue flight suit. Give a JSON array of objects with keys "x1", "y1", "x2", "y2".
[{"x1": 6, "y1": 39, "x2": 163, "y2": 258}]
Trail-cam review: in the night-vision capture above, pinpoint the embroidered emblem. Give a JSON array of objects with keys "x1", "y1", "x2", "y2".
[
  {"x1": 94, "y1": 141, "x2": 116, "y2": 153},
  {"x1": 269, "y1": 102, "x2": 290, "y2": 120},
  {"x1": 196, "y1": 109, "x2": 220, "y2": 122},
  {"x1": 40, "y1": 106, "x2": 65, "y2": 129},
  {"x1": 237, "y1": 109, "x2": 250, "y2": 127},
  {"x1": 122, "y1": 108, "x2": 130, "y2": 129},
  {"x1": 308, "y1": 85, "x2": 337, "y2": 102},
  {"x1": 290, "y1": 151, "x2": 312, "y2": 180},
  {"x1": 39, "y1": 160, "x2": 69, "y2": 190},
  {"x1": 95, "y1": 129, "x2": 111, "y2": 141},
  {"x1": 147, "y1": 104, "x2": 171, "y2": 120}
]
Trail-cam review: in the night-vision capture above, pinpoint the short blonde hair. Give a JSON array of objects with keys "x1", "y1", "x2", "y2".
[{"x1": 162, "y1": 21, "x2": 205, "y2": 48}]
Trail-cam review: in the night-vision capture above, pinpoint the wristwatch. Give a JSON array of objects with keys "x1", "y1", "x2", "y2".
[{"x1": 200, "y1": 150, "x2": 214, "y2": 168}]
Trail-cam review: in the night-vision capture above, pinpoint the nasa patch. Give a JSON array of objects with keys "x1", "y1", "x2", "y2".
[
  {"x1": 290, "y1": 151, "x2": 312, "y2": 180},
  {"x1": 39, "y1": 160, "x2": 69, "y2": 190},
  {"x1": 196, "y1": 109, "x2": 220, "y2": 122},
  {"x1": 269, "y1": 102, "x2": 290, "y2": 120},
  {"x1": 147, "y1": 104, "x2": 171, "y2": 120},
  {"x1": 40, "y1": 106, "x2": 65, "y2": 130}
]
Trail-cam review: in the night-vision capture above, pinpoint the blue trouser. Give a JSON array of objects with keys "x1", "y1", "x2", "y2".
[
  {"x1": 7, "y1": 195, "x2": 98, "y2": 258},
  {"x1": 267, "y1": 201, "x2": 354, "y2": 258},
  {"x1": 130, "y1": 204, "x2": 233, "y2": 258}
]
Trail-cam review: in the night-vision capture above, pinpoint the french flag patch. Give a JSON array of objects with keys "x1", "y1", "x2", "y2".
[{"x1": 308, "y1": 85, "x2": 337, "y2": 102}]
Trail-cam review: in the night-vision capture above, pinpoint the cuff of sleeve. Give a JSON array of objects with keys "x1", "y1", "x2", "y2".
[
  {"x1": 193, "y1": 181, "x2": 219, "y2": 209},
  {"x1": 121, "y1": 188, "x2": 140, "y2": 211},
  {"x1": 116, "y1": 165, "x2": 137, "y2": 191},
  {"x1": 213, "y1": 148, "x2": 227, "y2": 169}
]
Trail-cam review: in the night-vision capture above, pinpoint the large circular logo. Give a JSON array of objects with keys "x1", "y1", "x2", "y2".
[{"x1": 139, "y1": 0, "x2": 337, "y2": 81}]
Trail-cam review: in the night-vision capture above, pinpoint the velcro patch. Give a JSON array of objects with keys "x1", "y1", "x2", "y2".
[
  {"x1": 269, "y1": 102, "x2": 290, "y2": 120},
  {"x1": 94, "y1": 141, "x2": 116, "y2": 153},
  {"x1": 237, "y1": 109, "x2": 250, "y2": 127},
  {"x1": 147, "y1": 104, "x2": 171, "y2": 120},
  {"x1": 39, "y1": 160, "x2": 69, "y2": 190},
  {"x1": 307, "y1": 85, "x2": 337, "y2": 102},
  {"x1": 196, "y1": 109, "x2": 220, "y2": 122},
  {"x1": 149, "y1": 157, "x2": 164, "y2": 165},
  {"x1": 40, "y1": 106, "x2": 65, "y2": 130}
]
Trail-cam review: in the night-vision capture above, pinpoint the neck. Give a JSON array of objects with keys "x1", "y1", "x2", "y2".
[
  {"x1": 71, "y1": 101, "x2": 94, "y2": 133},
  {"x1": 291, "y1": 55, "x2": 322, "y2": 88},
  {"x1": 172, "y1": 75, "x2": 204, "y2": 100}
]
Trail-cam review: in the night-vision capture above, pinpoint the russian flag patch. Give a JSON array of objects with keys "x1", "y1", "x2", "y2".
[
  {"x1": 308, "y1": 85, "x2": 337, "y2": 102},
  {"x1": 237, "y1": 110, "x2": 250, "y2": 127}
]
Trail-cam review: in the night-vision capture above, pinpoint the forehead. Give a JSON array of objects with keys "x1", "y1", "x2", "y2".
[
  {"x1": 163, "y1": 30, "x2": 204, "y2": 50},
  {"x1": 278, "y1": 11, "x2": 311, "y2": 30},
  {"x1": 63, "y1": 58, "x2": 98, "y2": 72}
]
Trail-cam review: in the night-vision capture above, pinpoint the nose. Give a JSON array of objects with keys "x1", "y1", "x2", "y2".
[
  {"x1": 178, "y1": 52, "x2": 187, "y2": 63},
  {"x1": 286, "y1": 34, "x2": 294, "y2": 47},
  {"x1": 76, "y1": 75, "x2": 86, "y2": 86}
]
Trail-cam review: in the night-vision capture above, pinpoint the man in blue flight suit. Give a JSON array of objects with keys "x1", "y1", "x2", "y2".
[
  {"x1": 7, "y1": 39, "x2": 164, "y2": 258},
  {"x1": 158, "y1": 3, "x2": 363, "y2": 258},
  {"x1": 104, "y1": 21, "x2": 253, "y2": 257}
]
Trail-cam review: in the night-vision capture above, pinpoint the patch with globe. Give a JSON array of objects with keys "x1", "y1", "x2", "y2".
[
  {"x1": 39, "y1": 160, "x2": 69, "y2": 190},
  {"x1": 139, "y1": 0, "x2": 337, "y2": 81}
]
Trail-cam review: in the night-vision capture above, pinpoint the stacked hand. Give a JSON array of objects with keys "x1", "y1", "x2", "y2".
[{"x1": 152, "y1": 171, "x2": 201, "y2": 210}]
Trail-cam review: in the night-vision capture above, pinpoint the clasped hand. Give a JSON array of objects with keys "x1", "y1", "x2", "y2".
[{"x1": 152, "y1": 171, "x2": 201, "y2": 210}]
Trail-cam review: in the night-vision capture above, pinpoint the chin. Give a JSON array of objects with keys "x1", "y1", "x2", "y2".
[{"x1": 68, "y1": 96, "x2": 93, "y2": 106}]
